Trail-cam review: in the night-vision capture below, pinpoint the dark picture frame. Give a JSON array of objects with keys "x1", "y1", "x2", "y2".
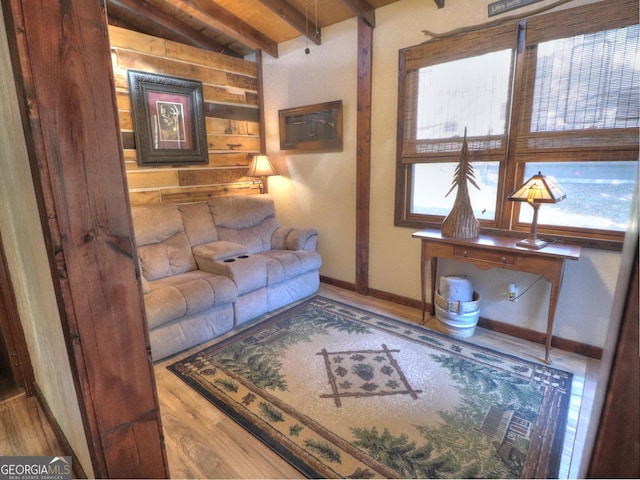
[
  {"x1": 127, "y1": 70, "x2": 208, "y2": 166},
  {"x1": 279, "y1": 100, "x2": 343, "y2": 153}
]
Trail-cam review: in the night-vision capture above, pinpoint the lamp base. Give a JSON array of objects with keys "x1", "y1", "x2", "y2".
[{"x1": 516, "y1": 237, "x2": 548, "y2": 250}]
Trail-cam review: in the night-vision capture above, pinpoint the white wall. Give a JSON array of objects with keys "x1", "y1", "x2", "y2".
[
  {"x1": 0, "y1": 5, "x2": 93, "y2": 476},
  {"x1": 263, "y1": 19, "x2": 359, "y2": 283},
  {"x1": 263, "y1": 0, "x2": 626, "y2": 349}
]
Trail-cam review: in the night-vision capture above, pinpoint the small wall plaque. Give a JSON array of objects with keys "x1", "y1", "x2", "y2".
[{"x1": 488, "y1": 0, "x2": 543, "y2": 17}]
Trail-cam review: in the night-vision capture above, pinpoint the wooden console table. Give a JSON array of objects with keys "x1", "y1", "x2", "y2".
[{"x1": 412, "y1": 228, "x2": 581, "y2": 364}]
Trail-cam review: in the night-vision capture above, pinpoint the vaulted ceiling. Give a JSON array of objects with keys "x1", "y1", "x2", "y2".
[{"x1": 105, "y1": 0, "x2": 416, "y2": 59}]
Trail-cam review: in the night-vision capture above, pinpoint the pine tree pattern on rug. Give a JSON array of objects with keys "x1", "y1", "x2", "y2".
[{"x1": 169, "y1": 296, "x2": 572, "y2": 479}]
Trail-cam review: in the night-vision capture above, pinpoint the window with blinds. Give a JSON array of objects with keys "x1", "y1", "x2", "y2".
[{"x1": 395, "y1": 0, "x2": 639, "y2": 247}]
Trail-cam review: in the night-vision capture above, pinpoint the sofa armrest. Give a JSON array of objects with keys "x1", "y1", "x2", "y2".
[{"x1": 272, "y1": 226, "x2": 318, "y2": 251}]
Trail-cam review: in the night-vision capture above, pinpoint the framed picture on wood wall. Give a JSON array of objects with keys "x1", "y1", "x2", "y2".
[
  {"x1": 279, "y1": 100, "x2": 343, "y2": 153},
  {"x1": 127, "y1": 70, "x2": 208, "y2": 166}
]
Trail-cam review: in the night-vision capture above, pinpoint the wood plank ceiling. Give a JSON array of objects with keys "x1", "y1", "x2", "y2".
[{"x1": 105, "y1": 0, "x2": 418, "y2": 58}]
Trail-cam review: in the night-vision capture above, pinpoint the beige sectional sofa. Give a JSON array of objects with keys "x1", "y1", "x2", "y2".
[{"x1": 131, "y1": 194, "x2": 321, "y2": 360}]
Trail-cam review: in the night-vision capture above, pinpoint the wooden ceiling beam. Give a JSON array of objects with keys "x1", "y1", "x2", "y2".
[
  {"x1": 107, "y1": 0, "x2": 241, "y2": 57},
  {"x1": 167, "y1": 0, "x2": 279, "y2": 58},
  {"x1": 340, "y1": 0, "x2": 375, "y2": 28},
  {"x1": 257, "y1": 0, "x2": 321, "y2": 45}
]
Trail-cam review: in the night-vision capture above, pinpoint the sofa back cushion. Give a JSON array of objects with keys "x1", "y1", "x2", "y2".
[
  {"x1": 179, "y1": 202, "x2": 219, "y2": 246},
  {"x1": 207, "y1": 195, "x2": 280, "y2": 254},
  {"x1": 131, "y1": 203, "x2": 197, "y2": 281}
]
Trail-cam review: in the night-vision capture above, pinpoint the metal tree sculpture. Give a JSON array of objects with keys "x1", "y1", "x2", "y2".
[{"x1": 441, "y1": 130, "x2": 480, "y2": 238}]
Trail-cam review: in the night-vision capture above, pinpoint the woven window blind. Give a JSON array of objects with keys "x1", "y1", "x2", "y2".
[
  {"x1": 514, "y1": 0, "x2": 639, "y2": 162},
  {"x1": 396, "y1": 0, "x2": 639, "y2": 240},
  {"x1": 400, "y1": 23, "x2": 516, "y2": 163}
]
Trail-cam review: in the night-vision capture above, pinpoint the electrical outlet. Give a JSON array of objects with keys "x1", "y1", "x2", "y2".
[{"x1": 507, "y1": 283, "x2": 518, "y2": 301}]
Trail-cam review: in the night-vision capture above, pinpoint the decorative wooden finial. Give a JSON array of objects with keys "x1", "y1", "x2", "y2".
[{"x1": 441, "y1": 129, "x2": 480, "y2": 239}]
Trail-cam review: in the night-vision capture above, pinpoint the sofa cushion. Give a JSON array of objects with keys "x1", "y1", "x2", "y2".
[
  {"x1": 138, "y1": 233, "x2": 197, "y2": 281},
  {"x1": 208, "y1": 195, "x2": 280, "y2": 253},
  {"x1": 149, "y1": 305, "x2": 235, "y2": 361},
  {"x1": 143, "y1": 286, "x2": 188, "y2": 329},
  {"x1": 179, "y1": 202, "x2": 219, "y2": 246},
  {"x1": 215, "y1": 223, "x2": 280, "y2": 253},
  {"x1": 260, "y1": 250, "x2": 322, "y2": 286},
  {"x1": 208, "y1": 195, "x2": 276, "y2": 229},
  {"x1": 132, "y1": 202, "x2": 197, "y2": 281},
  {"x1": 132, "y1": 203, "x2": 183, "y2": 246},
  {"x1": 145, "y1": 271, "x2": 237, "y2": 329}
]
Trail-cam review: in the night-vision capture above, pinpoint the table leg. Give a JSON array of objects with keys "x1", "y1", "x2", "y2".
[
  {"x1": 544, "y1": 264, "x2": 565, "y2": 364},
  {"x1": 429, "y1": 257, "x2": 437, "y2": 317},
  {"x1": 420, "y1": 246, "x2": 427, "y2": 324},
  {"x1": 419, "y1": 246, "x2": 437, "y2": 324}
]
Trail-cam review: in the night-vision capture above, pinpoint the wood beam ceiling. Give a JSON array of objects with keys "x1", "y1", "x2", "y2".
[
  {"x1": 106, "y1": 0, "x2": 436, "y2": 58},
  {"x1": 109, "y1": 0, "x2": 241, "y2": 56},
  {"x1": 342, "y1": 0, "x2": 375, "y2": 27},
  {"x1": 258, "y1": 0, "x2": 322, "y2": 45},
  {"x1": 166, "y1": 0, "x2": 280, "y2": 57}
]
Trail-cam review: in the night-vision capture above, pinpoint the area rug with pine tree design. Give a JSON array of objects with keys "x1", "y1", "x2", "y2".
[{"x1": 168, "y1": 296, "x2": 572, "y2": 479}]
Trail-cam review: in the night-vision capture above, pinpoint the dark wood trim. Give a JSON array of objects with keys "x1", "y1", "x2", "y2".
[
  {"x1": 499, "y1": 20, "x2": 526, "y2": 230},
  {"x1": 321, "y1": 278, "x2": 602, "y2": 359},
  {"x1": 355, "y1": 17, "x2": 372, "y2": 295},
  {"x1": 33, "y1": 383, "x2": 88, "y2": 479},
  {"x1": 256, "y1": 48, "x2": 269, "y2": 194},
  {"x1": 3, "y1": 1, "x2": 168, "y2": 477},
  {"x1": 367, "y1": 288, "x2": 422, "y2": 310},
  {"x1": 393, "y1": 51, "x2": 409, "y2": 227},
  {"x1": 256, "y1": 49, "x2": 267, "y2": 155},
  {"x1": 477, "y1": 317, "x2": 603, "y2": 360},
  {"x1": 342, "y1": 0, "x2": 376, "y2": 28},
  {"x1": 0, "y1": 231, "x2": 35, "y2": 397},
  {"x1": 319, "y1": 279, "x2": 423, "y2": 311},
  {"x1": 320, "y1": 275, "x2": 356, "y2": 292}
]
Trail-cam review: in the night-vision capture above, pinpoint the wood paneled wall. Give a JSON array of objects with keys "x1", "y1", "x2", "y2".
[{"x1": 109, "y1": 26, "x2": 262, "y2": 206}]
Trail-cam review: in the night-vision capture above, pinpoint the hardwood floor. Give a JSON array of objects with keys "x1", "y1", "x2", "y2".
[
  {"x1": 0, "y1": 375, "x2": 21, "y2": 403},
  {"x1": 0, "y1": 393, "x2": 65, "y2": 456},
  {"x1": 155, "y1": 284, "x2": 600, "y2": 479},
  {"x1": 0, "y1": 284, "x2": 600, "y2": 478}
]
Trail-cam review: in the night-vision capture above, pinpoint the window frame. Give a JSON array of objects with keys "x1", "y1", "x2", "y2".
[{"x1": 394, "y1": 0, "x2": 639, "y2": 250}]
